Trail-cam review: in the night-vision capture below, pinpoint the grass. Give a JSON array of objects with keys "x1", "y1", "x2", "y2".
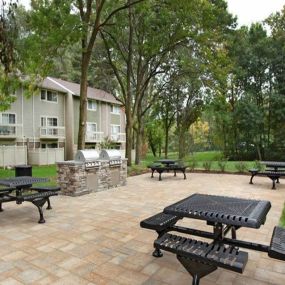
[
  {"x1": 0, "y1": 165, "x2": 57, "y2": 186},
  {"x1": 279, "y1": 203, "x2": 285, "y2": 228},
  {"x1": 136, "y1": 151, "x2": 256, "y2": 173}
]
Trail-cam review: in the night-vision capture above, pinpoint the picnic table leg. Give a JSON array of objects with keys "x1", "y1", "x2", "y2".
[
  {"x1": 0, "y1": 202, "x2": 3, "y2": 212},
  {"x1": 272, "y1": 178, "x2": 276, "y2": 190},
  {"x1": 177, "y1": 255, "x2": 217, "y2": 285},
  {"x1": 183, "y1": 170, "x2": 186, "y2": 180},
  {"x1": 249, "y1": 174, "x2": 255, "y2": 184},
  {"x1": 46, "y1": 198, "x2": 52, "y2": 210},
  {"x1": 159, "y1": 172, "x2": 162, "y2": 181},
  {"x1": 174, "y1": 170, "x2": 176, "y2": 176},
  {"x1": 151, "y1": 169, "x2": 154, "y2": 178},
  {"x1": 32, "y1": 199, "x2": 47, "y2": 223}
]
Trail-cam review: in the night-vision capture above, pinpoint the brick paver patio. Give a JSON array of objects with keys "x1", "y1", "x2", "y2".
[{"x1": 0, "y1": 173, "x2": 284, "y2": 285}]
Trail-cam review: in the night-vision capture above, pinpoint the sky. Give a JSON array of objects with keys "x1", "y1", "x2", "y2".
[
  {"x1": 227, "y1": 0, "x2": 284, "y2": 26},
  {"x1": 19, "y1": 0, "x2": 285, "y2": 27}
]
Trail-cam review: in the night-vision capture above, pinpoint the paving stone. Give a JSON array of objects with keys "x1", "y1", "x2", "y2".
[{"x1": 0, "y1": 173, "x2": 284, "y2": 284}]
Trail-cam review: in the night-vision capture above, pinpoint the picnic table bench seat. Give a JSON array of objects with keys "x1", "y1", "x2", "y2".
[
  {"x1": 140, "y1": 212, "x2": 181, "y2": 231},
  {"x1": 140, "y1": 212, "x2": 181, "y2": 257},
  {"x1": 269, "y1": 226, "x2": 285, "y2": 261},
  {"x1": 155, "y1": 233, "x2": 248, "y2": 284},
  {"x1": 148, "y1": 163, "x2": 187, "y2": 181},
  {"x1": 249, "y1": 169, "x2": 285, "y2": 189}
]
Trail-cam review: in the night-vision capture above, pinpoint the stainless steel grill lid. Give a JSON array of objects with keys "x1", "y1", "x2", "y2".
[
  {"x1": 74, "y1": 150, "x2": 100, "y2": 162},
  {"x1": 99, "y1": 149, "x2": 121, "y2": 160}
]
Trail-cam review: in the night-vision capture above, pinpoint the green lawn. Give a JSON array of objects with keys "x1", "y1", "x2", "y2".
[
  {"x1": 0, "y1": 165, "x2": 57, "y2": 186},
  {"x1": 139, "y1": 151, "x2": 257, "y2": 173}
]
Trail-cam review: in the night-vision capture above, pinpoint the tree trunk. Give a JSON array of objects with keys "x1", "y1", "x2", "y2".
[
  {"x1": 125, "y1": 112, "x2": 133, "y2": 166},
  {"x1": 164, "y1": 124, "x2": 169, "y2": 158},
  {"x1": 77, "y1": 52, "x2": 89, "y2": 150},
  {"x1": 178, "y1": 129, "x2": 187, "y2": 159}
]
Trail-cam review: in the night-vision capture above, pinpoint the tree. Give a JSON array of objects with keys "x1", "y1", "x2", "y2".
[
  {"x1": 22, "y1": 0, "x2": 144, "y2": 155},
  {"x1": 0, "y1": 0, "x2": 20, "y2": 110},
  {"x1": 100, "y1": 0, "x2": 235, "y2": 164}
]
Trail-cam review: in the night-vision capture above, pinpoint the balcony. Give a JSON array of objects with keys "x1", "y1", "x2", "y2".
[
  {"x1": 0, "y1": 124, "x2": 22, "y2": 138},
  {"x1": 40, "y1": 127, "x2": 65, "y2": 139},
  {"x1": 111, "y1": 133, "x2": 126, "y2": 143},
  {"x1": 85, "y1": 131, "x2": 104, "y2": 143}
]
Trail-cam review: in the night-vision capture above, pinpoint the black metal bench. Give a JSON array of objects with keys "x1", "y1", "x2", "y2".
[
  {"x1": 140, "y1": 212, "x2": 181, "y2": 257},
  {"x1": 148, "y1": 163, "x2": 187, "y2": 181},
  {"x1": 249, "y1": 169, "x2": 285, "y2": 189},
  {"x1": 0, "y1": 186, "x2": 60, "y2": 223},
  {"x1": 155, "y1": 233, "x2": 248, "y2": 284}
]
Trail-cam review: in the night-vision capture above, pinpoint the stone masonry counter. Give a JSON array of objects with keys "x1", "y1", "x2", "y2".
[{"x1": 57, "y1": 159, "x2": 127, "y2": 196}]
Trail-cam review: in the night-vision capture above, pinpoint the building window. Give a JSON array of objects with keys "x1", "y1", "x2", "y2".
[
  {"x1": 41, "y1": 89, "x2": 58, "y2": 103},
  {"x1": 111, "y1": 125, "x2": 120, "y2": 134},
  {"x1": 111, "y1": 125, "x2": 121, "y2": 141},
  {"x1": 111, "y1": 105, "x2": 120, "y2": 114},
  {"x1": 87, "y1": 100, "x2": 97, "y2": 111},
  {"x1": 87, "y1": 122, "x2": 97, "y2": 133},
  {"x1": 41, "y1": 143, "x2": 58, "y2": 149},
  {"x1": 0, "y1": 113, "x2": 16, "y2": 124},
  {"x1": 41, "y1": 117, "x2": 58, "y2": 127}
]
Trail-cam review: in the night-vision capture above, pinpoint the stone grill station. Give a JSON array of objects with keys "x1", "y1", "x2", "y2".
[{"x1": 57, "y1": 149, "x2": 127, "y2": 196}]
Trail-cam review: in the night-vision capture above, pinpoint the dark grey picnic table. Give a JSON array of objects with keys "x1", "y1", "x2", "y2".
[
  {"x1": 0, "y1": 176, "x2": 59, "y2": 223},
  {"x1": 141, "y1": 193, "x2": 285, "y2": 285}
]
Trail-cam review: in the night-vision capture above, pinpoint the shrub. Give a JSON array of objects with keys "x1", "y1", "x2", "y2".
[
  {"x1": 235, "y1": 161, "x2": 248, "y2": 173},
  {"x1": 202, "y1": 161, "x2": 212, "y2": 171},
  {"x1": 189, "y1": 160, "x2": 197, "y2": 171},
  {"x1": 217, "y1": 160, "x2": 227, "y2": 172},
  {"x1": 254, "y1": 160, "x2": 264, "y2": 171}
]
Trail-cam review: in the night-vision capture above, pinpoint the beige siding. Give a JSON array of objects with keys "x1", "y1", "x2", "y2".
[{"x1": 33, "y1": 91, "x2": 65, "y2": 138}]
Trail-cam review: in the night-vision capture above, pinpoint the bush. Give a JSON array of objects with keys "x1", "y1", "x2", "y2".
[
  {"x1": 202, "y1": 161, "x2": 212, "y2": 171},
  {"x1": 188, "y1": 160, "x2": 197, "y2": 171},
  {"x1": 254, "y1": 160, "x2": 264, "y2": 171},
  {"x1": 234, "y1": 161, "x2": 248, "y2": 173},
  {"x1": 217, "y1": 160, "x2": 227, "y2": 172}
]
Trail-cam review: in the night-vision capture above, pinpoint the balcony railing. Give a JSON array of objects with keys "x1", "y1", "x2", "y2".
[
  {"x1": 111, "y1": 133, "x2": 126, "y2": 143},
  {"x1": 85, "y1": 131, "x2": 104, "y2": 142},
  {"x1": 0, "y1": 124, "x2": 22, "y2": 138},
  {"x1": 40, "y1": 126, "x2": 65, "y2": 139}
]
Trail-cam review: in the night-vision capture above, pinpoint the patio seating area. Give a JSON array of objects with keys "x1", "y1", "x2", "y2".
[{"x1": 0, "y1": 173, "x2": 285, "y2": 285}]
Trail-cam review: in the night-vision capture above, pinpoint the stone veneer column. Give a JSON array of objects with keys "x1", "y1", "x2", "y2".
[{"x1": 65, "y1": 92, "x2": 74, "y2": 160}]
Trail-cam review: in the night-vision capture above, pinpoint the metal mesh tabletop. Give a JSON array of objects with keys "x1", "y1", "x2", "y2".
[
  {"x1": 164, "y1": 193, "x2": 271, "y2": 228},
  {"x1": 0, "y1": 177, "x2": 49, "y2": 187},
  {"x1": 262, "y1": 161, "x2": 285, "y2": 168}
]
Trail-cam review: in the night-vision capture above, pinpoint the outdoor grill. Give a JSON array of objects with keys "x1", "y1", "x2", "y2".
[
  {"x1": 74, "y1": 149, "x2": 101, "y2": 169},
  {"x1": 99, "y1": 149, "x2": 122, "y2": 166}
]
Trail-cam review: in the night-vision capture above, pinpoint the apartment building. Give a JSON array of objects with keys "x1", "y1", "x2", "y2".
[{"x1": 0, "y1": 77, "x2": 126, "y2": 165}]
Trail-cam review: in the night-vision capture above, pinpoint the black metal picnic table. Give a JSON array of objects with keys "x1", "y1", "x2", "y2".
[
  {"x1": 155, "y1": 159, "x2": 179, "y2": 167},
  {"x1": 0, "y1": 176, "x2": 59, "y2": 223},
  {"x1": 141, "y1": 193, "x2": 285, "y2": 285}
]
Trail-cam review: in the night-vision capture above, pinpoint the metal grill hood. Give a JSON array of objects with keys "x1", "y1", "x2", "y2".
[
  {"x1": 99, "y1": 149, "x2": 121, "y2": 160},
  {"x1": 74, "y1": 150, "x2": 100, "y2": 162}
]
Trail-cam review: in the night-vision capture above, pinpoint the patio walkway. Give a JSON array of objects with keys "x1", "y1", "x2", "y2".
[{"x1": 0, "y1": 173, "x2": 285, "y2": 285}]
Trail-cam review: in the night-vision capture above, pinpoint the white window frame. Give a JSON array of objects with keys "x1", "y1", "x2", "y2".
[
  {"x1": 111, "y1": 124, "x2": 121, "y2": 134},
  {"x1": 111, "y1": 105, "x2": 121, "y2": 115},
  {"x1": 41, "y1": 116, "x2": 58, "y2": 127},
  {"x1": 40, "y1": 89, "x2": 58, "y2": 103},
  {"x1": 0, "y1": 112, "x2": 17, "y2": 125},
  {"x1": 87, "y1": 100, "x2": 97, "y2": 111},
  {"x1": 86, "y1": 122, "x2": 97, "y2": 133}
]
